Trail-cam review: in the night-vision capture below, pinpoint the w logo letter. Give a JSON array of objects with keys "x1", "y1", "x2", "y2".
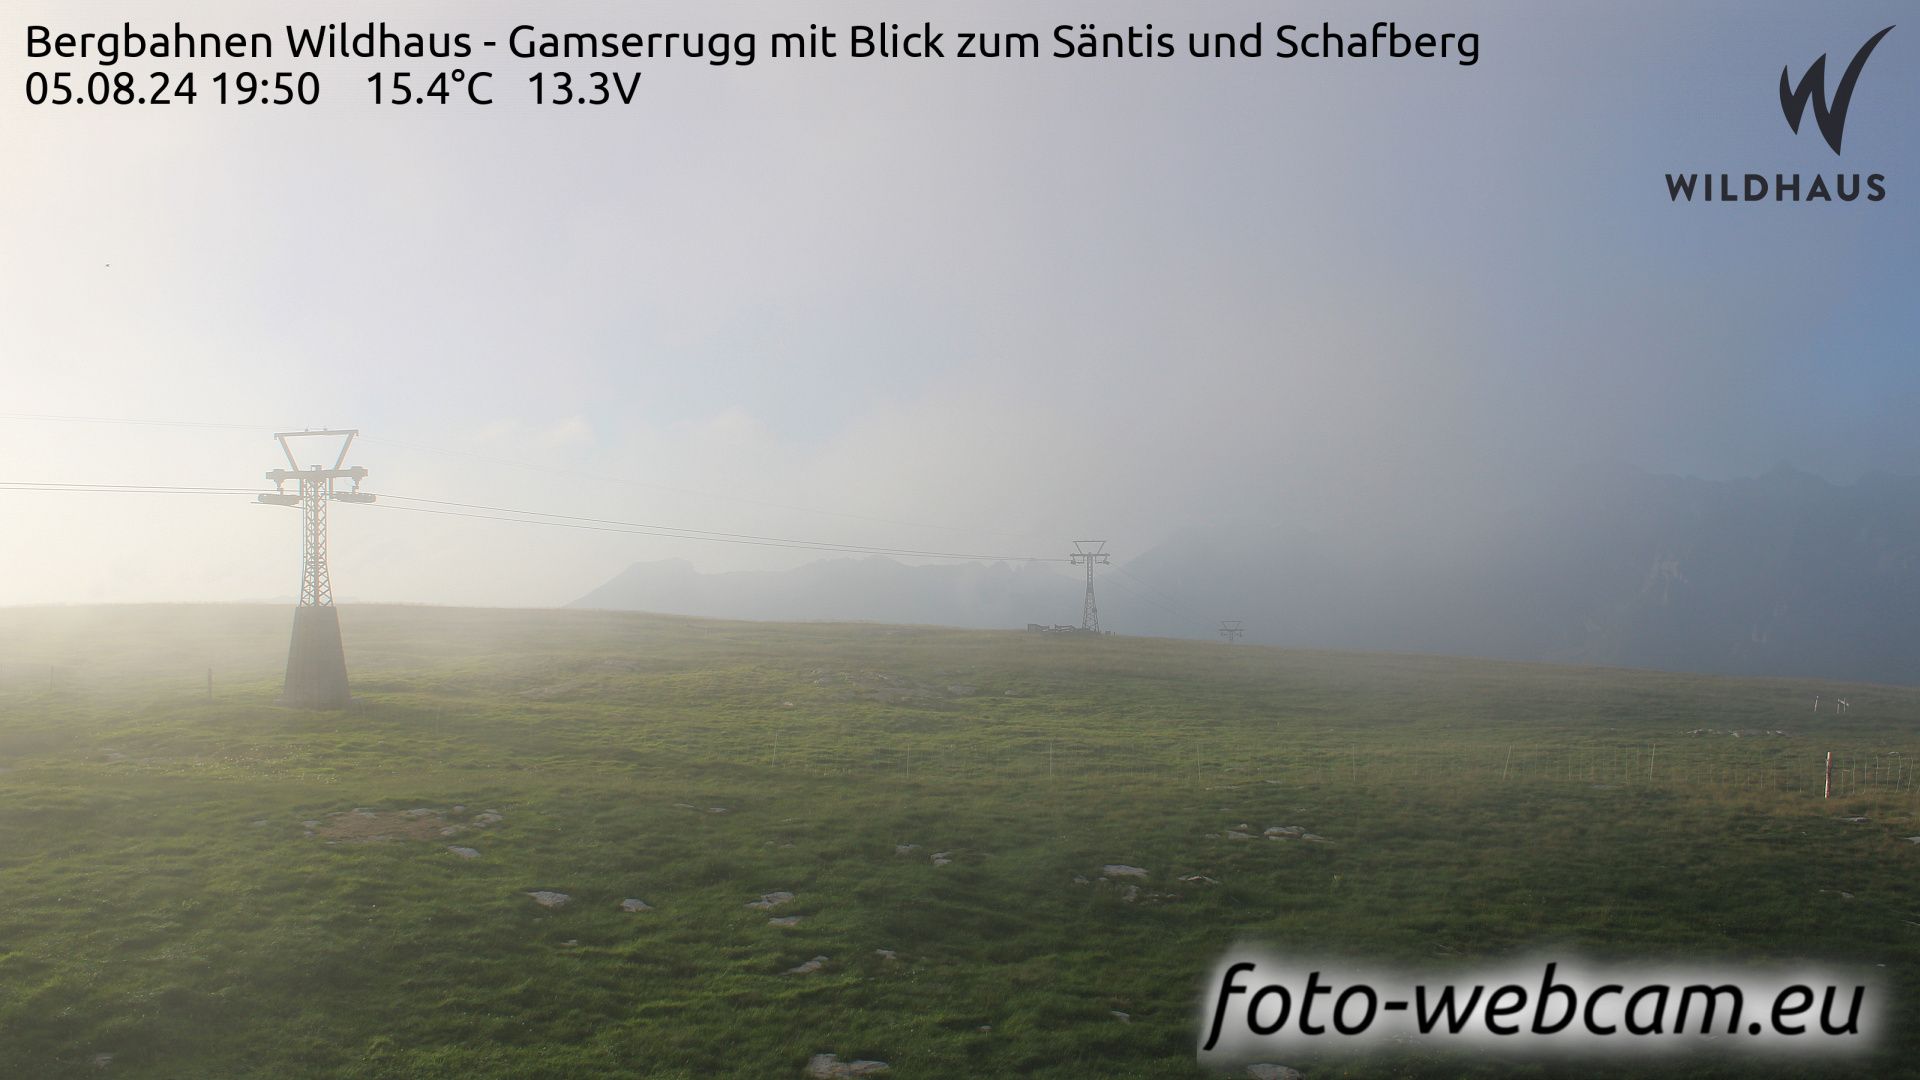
[{"x1": 1780, "y1": 26, "x2": 1894, "y2": 154}]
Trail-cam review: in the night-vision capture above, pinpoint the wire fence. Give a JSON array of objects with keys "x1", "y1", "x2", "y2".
[{"x1": 7, "y1": 668, "x2": 1913, "y2": 810}]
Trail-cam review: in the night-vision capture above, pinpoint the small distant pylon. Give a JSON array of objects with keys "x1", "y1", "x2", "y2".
[
  {"x1": 1218, "y1": 619, "x2": 1245, "y2": 644},
  {"x1": 258, "y1": 429, "x2": 374, "y2": 709},
  {"x1": 1069, "y1": 540, "x2": 1111, "y2": 632}
]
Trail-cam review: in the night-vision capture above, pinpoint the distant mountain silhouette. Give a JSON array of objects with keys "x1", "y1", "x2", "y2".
[
  {"x1": 1120, "y1": 464, "x2": 1920, "y2": 684},
  {"x1": 572, "y1": 465, "x2": 1920, "y2": 684},
  {"x1": 571, "y1": 556, "x2": 1082, "y2": 630}
]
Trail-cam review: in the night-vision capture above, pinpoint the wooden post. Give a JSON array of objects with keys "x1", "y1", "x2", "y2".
[{"x1": 1824, "y1": 751, "x2": 1833, "y2": 799}]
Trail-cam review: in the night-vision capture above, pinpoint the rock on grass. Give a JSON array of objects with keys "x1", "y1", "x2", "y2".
[
  {"x1": 526, "y1": 890, "x2": 571, "y2": 909},
  {"x1": 806, "y1": 1053, "x2": 889, "y2": 1077}
]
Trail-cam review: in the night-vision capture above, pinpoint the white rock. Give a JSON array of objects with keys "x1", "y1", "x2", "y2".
[
  {"x1": 931, "y1": 852, "x2": 953, "y2": 866},
  {"x1": 875, "y1": 948, "x2": 898, "y2": 960},
  {"x1": 747, "y1": 891, "x2": 796, "y2": 910},
  {"x1": 894, "y1": 844, "x2": 920, "y2": 855},
  {"x1": 1102, "y1": 864, "x2": 1149, "y2": 879},
  {"x1": 787, "y1": 955, "x2": 829, "y2": 975},
  {"x1": 620, "y1": 898, "x2": 653, "y2": 912},
  {"x1": 525, "y1": 890, "x2": 571, "y2": 909},
  {"x1": 447, "y1": 846, "x2": 480, "y2": 859},
  {"x1": 805, "y1": 1053, "x2": 890, "y2": 1077}
]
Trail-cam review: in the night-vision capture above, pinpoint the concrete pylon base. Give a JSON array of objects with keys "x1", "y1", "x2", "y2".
[{"x1": 279, "y1": 605, "x2": 352, "y2": 709}]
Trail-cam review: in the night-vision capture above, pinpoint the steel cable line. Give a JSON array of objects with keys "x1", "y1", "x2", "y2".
[
  {"x1": 0, "y1": 481, "x2": 269, "y2": 494},
  {"x1": 366, "y1": 492, "x2": 1061, "y2": 561},
  {"x1": 361, "y1": 500, "x2": 1066, "y2": 563},
  {"x1": 0, "y1": 479, "x2": 1067, "y2": 563},
  {"x1": 1109, "y1": 564, "x2": 1211, "y2": 626},
  {"x1": 1094, "y1": 570, "x2": 1214, "y2": 636},
  {"x1": 0, "y1": 411, "x2": 1037, "y2": 539},
  {"x1": 355, "y1": 435, "x2": 1017, "y2": 538}
]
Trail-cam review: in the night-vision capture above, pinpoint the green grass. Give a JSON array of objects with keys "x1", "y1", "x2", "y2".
[{"x1": 1, "y1": 604, "x2": 1918, "y2": 1078}]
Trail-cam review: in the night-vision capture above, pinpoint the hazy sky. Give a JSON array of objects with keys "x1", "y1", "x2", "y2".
[{"x1": 3, "y1": 0, "x2": 1916, "y2": 606}]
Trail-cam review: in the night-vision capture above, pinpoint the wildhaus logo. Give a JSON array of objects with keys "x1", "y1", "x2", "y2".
[{"x1": 1667, "y1": 25, "x2": 1894, "y2": 203}]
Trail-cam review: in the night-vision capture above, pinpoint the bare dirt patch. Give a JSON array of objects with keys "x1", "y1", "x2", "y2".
[{"x1": 311, "y1": 806, "x2": 504, "y2": 844}]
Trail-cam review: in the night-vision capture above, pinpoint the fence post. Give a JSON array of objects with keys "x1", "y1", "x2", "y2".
[{"x1": 1824, "y1": 751, "x2": 1833, "y2": 800}]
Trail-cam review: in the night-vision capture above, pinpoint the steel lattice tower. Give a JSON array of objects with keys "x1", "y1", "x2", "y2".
[
  {"x1": 299, "y1": 479, "x2": 333, "y2": 606},
  {"x1": 259, "y1": 430, "x2": 374, "y2": 708},
  {"x1": 1069, "y1": 540, "x2": 1111, "y2": 632},
  {"x1": 1218, "y1": 619, "x2": 1245, "y2": 644}
]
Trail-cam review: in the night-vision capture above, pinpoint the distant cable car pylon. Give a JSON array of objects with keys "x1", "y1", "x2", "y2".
[
  {"x1": 1069, "y1": 540, "x2": 1111, "y2": 632},
  {"x1": 258, "y1": 429, "x2": 373, "y2": 708},
  {"x1": 1218, "y1": 619, "x2": 1245, "y2": 644}
]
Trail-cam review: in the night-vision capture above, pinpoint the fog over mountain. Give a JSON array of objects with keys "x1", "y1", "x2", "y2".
[
  {"x1": 7, "y1": 5, "x2": 1919, "y2": 613},
  {"x1": 577, "y1": 465, "x2": 1920, "y2": 685},
  {"x1": 574, "y1": 556, "x2": 1082, "y2": 630}
]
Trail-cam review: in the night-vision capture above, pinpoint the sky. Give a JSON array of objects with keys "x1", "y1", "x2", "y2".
[{"x1": 2, "y1": 0, "x2": 1916, "y2": 607}]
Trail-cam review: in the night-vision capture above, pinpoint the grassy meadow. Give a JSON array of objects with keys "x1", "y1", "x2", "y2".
[{"x1": 1, "y1": 604, "x2": 1918, "y2": 1078}]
